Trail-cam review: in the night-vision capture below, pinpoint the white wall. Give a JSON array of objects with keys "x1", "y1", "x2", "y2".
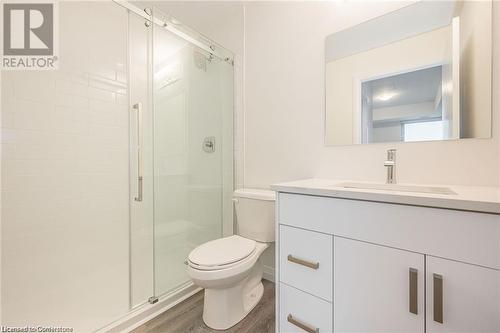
[{"x1": 244, "y1": 1, "x2": 499, "y2": 189}]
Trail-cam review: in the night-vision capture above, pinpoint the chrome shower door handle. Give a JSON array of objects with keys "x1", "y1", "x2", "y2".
[
  {"x1": 136, "y1": 175, "x2": 143, "y2": 202},
  {"x1": 133, "y1": 102, "x2": 143, "y2": 202}
]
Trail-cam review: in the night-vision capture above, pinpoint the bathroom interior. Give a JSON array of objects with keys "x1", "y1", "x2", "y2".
[{"x1": 0, "y1": 0, "x2": 499, "y2": 332}]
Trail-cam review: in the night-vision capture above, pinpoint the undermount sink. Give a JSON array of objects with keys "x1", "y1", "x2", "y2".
[{"x1": 336, "y1": 182, "x2": 457, "y2": 195}]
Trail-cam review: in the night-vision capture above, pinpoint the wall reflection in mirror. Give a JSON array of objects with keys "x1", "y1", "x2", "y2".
[{"x1": 325, "y1": 0, "x2": 492, "y2": 145}]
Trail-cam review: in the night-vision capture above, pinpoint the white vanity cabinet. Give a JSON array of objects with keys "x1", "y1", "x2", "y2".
[
  {"x1": 275, "y1": 191, "x2": 500, "y2": 333},
  {"x1": 334, "y1": 237, "x2": 425, "y2": 333},
  {"x1": 425, "y1": 257, "x2": 500, "y2": 333}
]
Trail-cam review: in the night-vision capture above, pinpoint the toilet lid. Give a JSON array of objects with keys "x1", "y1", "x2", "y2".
[{"x1": 188, "y1": 235, "x2": 256, "y2": 267}]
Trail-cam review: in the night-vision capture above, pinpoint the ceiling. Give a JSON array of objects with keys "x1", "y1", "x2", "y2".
[{"x1": 365, "y1": 65, "x2": 443, "y2": 109}]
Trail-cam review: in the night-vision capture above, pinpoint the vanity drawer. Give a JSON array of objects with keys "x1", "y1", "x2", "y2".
[
  {"x1": 279, "y1": 225, "x2": 333, "y2": 301},
  {"x1": 280, "y1": 283, "x2": 332, "y2": 333}
]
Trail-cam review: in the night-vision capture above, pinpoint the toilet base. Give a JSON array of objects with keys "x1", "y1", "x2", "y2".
[{"x1": 202, "y1": 259, "x2": 264, "y2": 330}]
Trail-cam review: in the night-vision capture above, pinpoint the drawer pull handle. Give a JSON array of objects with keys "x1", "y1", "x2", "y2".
[
  {"x1": 287, "y1": 314, "x2": 319, "y2": 333},
  {"x1": 433, "y1": 273, "x2": 443, "y2": 323},
  {"x1": 287, "y1": 255, "x2": 319, "y2": 270},
  {"x1": 409, "y1": 268, "x2": 418, "y2": 315}
]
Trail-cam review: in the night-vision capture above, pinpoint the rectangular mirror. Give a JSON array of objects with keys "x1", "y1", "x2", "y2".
[{"x1": 325, "y1": 1, "x2": 492, "y2": 145}]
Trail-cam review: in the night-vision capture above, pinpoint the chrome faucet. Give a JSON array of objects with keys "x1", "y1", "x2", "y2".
[{"x1": 384, "y1": 149, "x2": 397, "y2": 184}]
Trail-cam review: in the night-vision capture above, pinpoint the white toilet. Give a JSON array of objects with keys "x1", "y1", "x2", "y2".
[{"x1": 187, "y1": 188, "x2": 275, "y2": 330}]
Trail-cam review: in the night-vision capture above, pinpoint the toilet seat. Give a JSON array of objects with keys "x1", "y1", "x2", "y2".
[
  {"x1": 188, "y1": 235, "x2": 257, "y2": 271},
  {"x1": 188, "y1": 241, "x2": 269, "y2": 286}
]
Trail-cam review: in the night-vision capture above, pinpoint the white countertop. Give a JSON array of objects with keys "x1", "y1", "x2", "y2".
[{"x1": 271, "y1": 178, "x2": 500, "y2": 214}]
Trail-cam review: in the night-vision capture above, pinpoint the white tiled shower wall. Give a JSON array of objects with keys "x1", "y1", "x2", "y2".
[{"x1": 1, "y1": 2, "x2": 130, "y2": 331}]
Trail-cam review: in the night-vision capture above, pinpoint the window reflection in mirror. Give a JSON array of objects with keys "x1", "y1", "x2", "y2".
[{"x1": 325, "y1": 0, "x2": 492, "y2": 146}]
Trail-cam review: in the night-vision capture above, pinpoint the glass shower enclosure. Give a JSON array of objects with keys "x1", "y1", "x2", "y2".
[{"x1": 126, "y1": 3, "x2": 234, "y2": 307}]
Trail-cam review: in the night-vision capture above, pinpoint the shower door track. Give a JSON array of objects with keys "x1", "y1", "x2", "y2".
[{"x1": 113, "y1": 0, "x2": 233, "y2": 64}]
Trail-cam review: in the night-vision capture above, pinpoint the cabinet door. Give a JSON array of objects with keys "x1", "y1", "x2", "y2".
[
  {"x1": 426, "y1": 256, "x2": 500, "y2": 333},
  {"x1": 334, "y1": 237, "x2": 424, "y2": 333}
]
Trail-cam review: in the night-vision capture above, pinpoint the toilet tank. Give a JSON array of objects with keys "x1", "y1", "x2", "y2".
[{"x1": 233, "y1": 188, "x2": 276, "y2": 242}]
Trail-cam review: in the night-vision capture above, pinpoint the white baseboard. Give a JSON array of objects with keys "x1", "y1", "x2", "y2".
[
  {"x1": 96, "y1": 282, "x2": 201, "y2": 333},
  {"x1": 263, "y1": 265, "x2": 275, "y2": 282}
]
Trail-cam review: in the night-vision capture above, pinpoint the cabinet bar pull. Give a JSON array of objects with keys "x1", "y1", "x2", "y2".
[
  {"x1": 287, "y1": 255, "x2": 319, "y2": 270},
  {"x1": 133, "y1": 102, "x2": 143, "y2": 202},
  {"x1": 433, "y1": 273, "x2": 443, "y2": 323},
  {"x1": 409, "y1": 268, "x2": 418, "y2": 315},
  {"x1": 287, "y1": 314, "x2": 319, "y2": 333}
]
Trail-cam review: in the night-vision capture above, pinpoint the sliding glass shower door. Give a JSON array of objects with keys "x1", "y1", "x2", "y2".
[
  {"x1": 152, "y1": 7, "x2": 233, "y2": 297},
  {"x1": 129, "y1": 4, "x2": 234, "y2": 304},
  {"x1": 129, "y1": 6, "x2": 154, "y2": 308}
]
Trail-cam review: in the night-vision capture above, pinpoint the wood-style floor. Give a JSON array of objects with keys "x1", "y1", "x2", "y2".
[{"x1": 132, "y1": 280, "x2": 275, "y2": 333}]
